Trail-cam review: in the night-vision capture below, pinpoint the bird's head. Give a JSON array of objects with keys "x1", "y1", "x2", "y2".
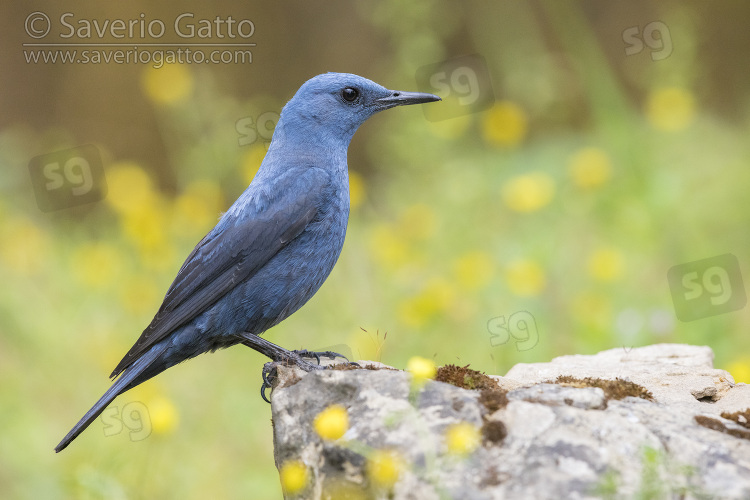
[{"x1": 274, "y1": 73, "x2": 440, "y2": 147}]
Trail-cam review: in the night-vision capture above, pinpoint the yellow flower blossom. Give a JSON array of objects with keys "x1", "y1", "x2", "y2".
[
  {"x1": 588, "y1": 248, "x2": 624, "y2": 282},
  {"x1": 445, "y1": 422, "x2": 480, "y2": 455},
  {"x1": 370, "y1": 223, "x2": 411, "y2": 270},
  {"x1": 313, "y1": 404, "x2": 348, "y2": 441},
  {"x1": 105, "y1": 162, "x2": 157, "y2": 216},
  {"x1": 173, "y1": 180, "x2": 223, "y2": 234},
  {"x1": 349, "y1": 171, "x2": 365, "y2": 209},
  {"x1": 505, "y1": 259, "x2": 546, "y2": 297},
  {"x1": 146, "y1": 396, "x2": 179, "y2": 435},
  {"x1": 571, "y1": 292, "x2": 611, "y2": 329},
  {"x1": 279, "y1": 460, "x2": 308, "y2": 496},
  {"x1": 240, "y1": 144, "x2": 266, "y2": 185},
  {"x1": 502, "y1": 173, "x2": 555, "y2": 213},
  {"x1": 398, "y1": 204, "x2": 437, "y2": 241},
  {"x1": 142, "y1": 64, "x2": 193, "y2": 104},
  {"x1": 453, "y1": 251, "x2": 495, "y2": 291},
  {"x1": 398, "y1": 278, "x2": 454, "y2": 328},
  {"x1": 367, "y1": 449, "x2": 404, "y2": 488},
  {"x1": 482, "y1": 101, "x2": 528, "y2": 147},
  {"x1": 116, "y1": 189, "x2": 173, "y2": 270},
  {"x1": 370, "y1": 205, "x2": 437, "y2": 271},
  {"x1": 121, "y1": 201, "x2": 167, "y2": 248},
  {"x1": 406, "y1": 356, "x2": 437, "y2": 382},
  {"x1": 727, "y1": 359, "x2": 750, "y2": 384},
  {"x1": 646, "y1": 87, "x2": 696, "y2": 132},
  {"x1": 568, "y1": 147, "x2": 613, "y2": 189},
  {"x1": 0, "y1": 216, "x2": 49, "y2": 275}
]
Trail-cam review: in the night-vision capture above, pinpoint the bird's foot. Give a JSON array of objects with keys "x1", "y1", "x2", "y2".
[
  {"x1": 260, "y1": 350, "x2": 359, "y2": 403},
  {"x1": 260, "y1": 363, "x2": 278, "y2": 403},
  {"x1": 291, "y1": 349, "x2": 353, "y2": 365},
  {"x1": 260, "y1": 349, "x2": 323, "y2": 403}
]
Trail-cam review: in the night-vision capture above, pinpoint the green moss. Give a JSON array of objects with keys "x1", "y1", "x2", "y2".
[
  {"x1": 436, "y1": 364, "x2": 499, "y2": 391},
  {"x1": 553, "y1": 375, "x2": 654, "y2": 402},
  {"x1": 481, "y1": 420, "x2": 507, "y2": 445},
  {"x1": 478, "y1": 389, "x2": 509, "y2": 413}
]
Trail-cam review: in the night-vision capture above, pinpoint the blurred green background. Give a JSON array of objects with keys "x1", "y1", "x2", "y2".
[{"x1": 2, "y1": 1, "x2": 750, "y2": 498}]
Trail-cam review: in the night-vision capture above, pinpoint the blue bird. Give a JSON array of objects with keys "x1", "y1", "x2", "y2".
[{"x1": 55, "y1": 73, "x2": 440, "y2": 452}]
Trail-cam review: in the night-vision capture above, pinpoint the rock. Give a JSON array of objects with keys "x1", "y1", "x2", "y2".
[{"x1": 270, "y1": 345, "x2": 750, "y2": 499}]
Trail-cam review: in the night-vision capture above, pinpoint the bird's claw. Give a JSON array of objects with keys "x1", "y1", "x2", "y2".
[
  {"x1": 259, "y1": 351, "x2": 355, "y2": 404},
  {"x1": 291, "y1": 349, "x2": 350, "y2": 365},
  {"x1": 260, "y1": 363, "x2": 278, "y2": 404}
]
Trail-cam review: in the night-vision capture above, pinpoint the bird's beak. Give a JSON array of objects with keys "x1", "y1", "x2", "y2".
[{"x1": 376, "y1": 90, "x2": 441, "y2": 109}]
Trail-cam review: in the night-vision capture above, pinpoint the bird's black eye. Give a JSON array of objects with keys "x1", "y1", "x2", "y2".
[{"x1": 341, "y1": 87, "x2": 360, "y2": 102}]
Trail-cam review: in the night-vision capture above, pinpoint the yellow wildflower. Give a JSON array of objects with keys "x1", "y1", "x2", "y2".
[
  {"x1": 367, "y1": 449, "x2": 404, "y2": 488},
  {"x1": 588, "y1": 248, "x2": 624, "y2": 282},
  {"x1": 727, "y1": 359, "x2": 750, "y2": 384},
  {"x1": 398, "y1": 278, "x2": 454, "y2": 328},
  {"x1": 505, "y1": 259, "x2": 546, "y2": 297},
  {"x1": 406, "y1": 356, "x2": 437, "y2": 382},
  {"x1": 646, "y1": 87, "x2": 696, "y2": 132},
  {"x1": 173, "y1": 180, "x2": 223, "y2": 234},
  {"x1": 0, "y1": 216, "x2": 49, "y2": 275},
  {"x1": 240, "y1": 144, "x2": 266, "y2": 185},
  {"x1": 349, "y1": 171, "x2": 365, "y2": 209},
  {"x1": 279, "y1": 460, "x2": 308, "y2": 496},
  {"x1": 142, "y1": 64, "x2": 193, "y2": 104},
  {"x1": 482, "y1": 101, "x2": 528, "y2": 147},
  {"x1": 398, "y1": 204, "x2": 437, "y2": 241},
  {"x1": 105, "y1": 162, "x2": 157, "y2": 216},
  {"x1": 370, "y1": 223, "x2": 410, "y2": 270},
  {"x1": 571, "y1": 292, "x2": 611, "y2": 329},
  {"x1": 445, "y1": 422, "x2": 481, "y2": 455},
  {"x1": 453, "y1": 251, "x2": 495, "y2": 291},
  {"x1": 501, "y1": 173, "x2": 555, "y2": 213},
  {"x1": 568, "y1": 147, "x2": 613, "y2": 189},
  {"x1": 313, "y1": 405, "x2": 349, "y2": 441},
  {"x1": 146, "y1": 396, "x2": 179, "y2": 435}
]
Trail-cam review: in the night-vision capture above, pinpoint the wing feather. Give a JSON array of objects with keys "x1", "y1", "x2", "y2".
[{"x1": 110, "y1": 167, "x2": 328, "y2": 378}]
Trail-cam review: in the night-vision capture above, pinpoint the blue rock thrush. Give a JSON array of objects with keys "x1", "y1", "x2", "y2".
[{"x1": 55, "y1": 73, "x2": 440, "y2": 452}]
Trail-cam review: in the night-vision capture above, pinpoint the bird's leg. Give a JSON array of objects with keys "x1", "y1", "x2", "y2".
[
  {"x1": 238, "y1": 332, "x2": 323, "y2": 371},
  {"x1": 238, "y1": 333, "x2": 360, "y2": 403},
  {"x1": 238, "y1": 332, "x2": 327, "y2": 403}
]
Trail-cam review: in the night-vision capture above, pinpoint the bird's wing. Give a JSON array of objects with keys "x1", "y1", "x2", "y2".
[{"x1": 110, "y1": 167, "x2": 330, "y2": 378}]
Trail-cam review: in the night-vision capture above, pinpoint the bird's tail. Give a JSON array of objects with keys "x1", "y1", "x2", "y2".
[{"x1": 54, "y1": 342, "x2": 169, "y2": 453}]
